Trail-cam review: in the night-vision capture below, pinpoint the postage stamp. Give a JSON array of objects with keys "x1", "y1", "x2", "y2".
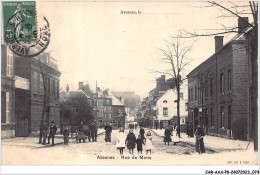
[
  {"x1": 2, "y1": 1, "x2": 50, "y2": 57},
  {"x1": 3, "y1": 1, "x2": 37, "y2": 44}
]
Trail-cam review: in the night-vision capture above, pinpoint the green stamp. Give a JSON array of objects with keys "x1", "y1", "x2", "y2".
[{"x1": 3, "y1": 1, "x2": 37, "y2": 44}]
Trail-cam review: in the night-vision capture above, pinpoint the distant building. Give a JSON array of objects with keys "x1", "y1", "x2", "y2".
[
  {"x1": 156, "y1": 89, "x2": 188, "y2": 129},
  {"x1": 1, "y1": 45, "x2": 15, "y2": 139},
  {"x1": 111, "y1": 91, "x2": 140, "y2": 119},
  {"x1": 187, "y1": 18, "x2": 252, "y2": 141},
  {"x1": 15, "y1": 52, "x2": 61, "y2": 136},
  {"x1": 78, "y1": 82, "x2": 126, "y2": 128},
  {"x1": 138, "y1": 75, "x2": 178, "y2": 128}
]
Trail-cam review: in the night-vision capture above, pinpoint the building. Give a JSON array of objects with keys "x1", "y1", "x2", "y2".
[
  {"x1": 78, "y1": 82, "x2": 126, "y2": 128},
  {"x1": 156, "y1": 89, "x2": 188, "y2": 130},
  {"x1": 187, "y1": 18, "x2": 252, "y2": 141},
  {"x1": 1, "y1": 45, "x2": 16, "y2": 139},
  {"x1": 15, "y1": 52, "x2": 61, "y2": 135},
  {"x1": 111, "y1": 91, "x2": 140, "y2": 119},
  {"x1": 137, "y1": 75, "x2": 177, "y2": 128}
]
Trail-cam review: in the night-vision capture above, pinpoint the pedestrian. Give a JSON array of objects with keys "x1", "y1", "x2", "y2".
[
  {"x1": 104, "y1": 122, "x2": 112, "y2": 142},
  {"x1": 84, "y1": 124, "x2": 91, "y2": 142},
  {"x1": 47, "y1": 121, "x2": 57, "y2": 146},
  {"x1": 195, "y1": 125, "x2": 205, "y2": 154},
  {"x1": 91, "y1": 121, "x2": 98, "y2": 142},
  {"x1": 164, "y1": 126, "x2": 171, "y2": 145},
  {"x1": 139, "y1": 127, "x2": 145, "y2": 142},
  {"x1": 171, "y1": 124, "x2": 180, "y2": 145},
  {"x1": 126, "y1": 129, "x2": 136, "y2": 155},
  {"x1": 42, "y1": 120, "x2": 48, "y2": 145},
  {"x1": 136, "y1": 134, "x2": 145, "y2": 155},
  {"x1": 116, "y1": 127, "x2": 126, "y2": 155},
  {"x1": 63, "y1": 127, "x2": 69, "y2": 145},
  {"x1": 145, "y1": 131, "x2": 153, "y2": 155},
  {"x1": 78, "y1": 121, "x2": 85, "y2": 143}
]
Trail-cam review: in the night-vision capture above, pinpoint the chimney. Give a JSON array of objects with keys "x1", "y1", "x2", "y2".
[
  {"x1": 161, "y1": 75, "x2": 165, "y2": 82},
  {"x1": 66, "y1": 84, "x2": 69, "y2": 93},
  {"x1": 238, "y1": 17, "x2": 249, "y2": 33},
  {"x1": 79, "y1": 82, "x2": 83, "y2": 90},
  {"x1": 214, "y1": 36, "x2": 224, "y2": 53}
]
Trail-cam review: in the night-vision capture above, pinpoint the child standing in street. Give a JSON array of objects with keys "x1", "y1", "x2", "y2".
[
  {"x1": 136, "y1": 134, "x2": 145, "y2": 155},
  {"x1": 145, "y1": 131, "x2": 153, "y2": 155},
  {"x1": 116, "y1": 127, "x2": 126, "y2": 155},
  {"x1": 63, "y1": 127, "x2": 69, "y2": 145},
  {"x1": 126, "y1": 129, "x2": 136, "y2": 155}
]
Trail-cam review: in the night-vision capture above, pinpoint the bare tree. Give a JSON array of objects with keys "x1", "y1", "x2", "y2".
[
  {"x1": 37, "y1": 53, "x2": 48, "y2": 143},
  {"x1": 177, "y1": 1, "x2": 258, "y2": 151},
  {"x1": 151, "y1": 38, "x2": 194, "y2": 137}
]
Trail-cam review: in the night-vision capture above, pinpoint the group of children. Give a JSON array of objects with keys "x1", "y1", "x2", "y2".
[{"x1": 116, "y1": 128, "x2": 153, "y2": 155}]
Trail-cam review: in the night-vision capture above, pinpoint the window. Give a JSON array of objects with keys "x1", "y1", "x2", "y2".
[
  {"x1": 210, "y1": 78, "x2": 213, "y2": 97},
  {"x1": 191, "y1": 87, "x2": 193, "y2": 101},
  {"x1": 180, "y1": 93, "x2": 183, "y2": 99},
  {"x1": 6, "y1": 48, "x2": 13, "y2": 77},
  {"x1": 107, "y1": 99, "x2": 109, "y2": 104},
  {"x1": 104, "y1": 106, "x2": 106, "y2": 112},
  {"x1": 52, "y1": 79, "x2": 55, "y2": 95},
  {"x1": 96, "y1": 100, "x2": 99, "y2": 107},
  {"x1": 109, "y1": 114, "x2": 112, "y2": 118},
  {"x1": 104, "y1": 114, "x2": 107, "y2": 118},
  {"x1": 195, "y1": 86, "x2": 197, "y2": 101},
  {"x1": 163, "y1": 107, "x2": 168, "y2": 116},
  {"x1": 220, "y1": 106, "x2": 224, "y2": 128},
  {"x1": 228, "y1": 106, "x2": 231, "y2": 129},
  {"x1": 228, "y1": 70, "x2": 232, "y2": 91},
  {"x1": 205, "y1": 80, "x2": 208, "y2": 98},
  {"x1": 33, "y1": 71, "x2": 38, "y2": 94},
  {"x1": 40, "y1": 74, "x2": 43, "y2": 95},
  {"x1": 47, "y1": 77, "x2": 50, "y2": 93},
  {"x1": 57, "y1": 81, "x2": 59, "y2": 98},
  {"x1": 220, "y1": 73, "x2": 224, "y2": 94},
  {"x1": 188, "y1": 89, "x2": 191, "y2": 101},
  {"x1": 210, "y1": 107, "x2": 214, "y2": 127},
  {"x1": 6, "y1": 92, "x2": 10, "y2": 123},
  {"x1": 163, "y1": 100, "x2": 167, "y2": 103}
]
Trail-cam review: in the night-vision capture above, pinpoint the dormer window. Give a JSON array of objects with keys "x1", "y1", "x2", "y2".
[{"x1": 163, "y1": 100, "x2": 167, "y2": 103}]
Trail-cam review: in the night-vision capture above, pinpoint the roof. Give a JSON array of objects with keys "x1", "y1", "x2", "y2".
[
  {"x1": 102, "y1": 89, "x2": 124, "y2": 106},
  {"x1": 186, "y1": 26, "x2": 253, "y2": 78}
]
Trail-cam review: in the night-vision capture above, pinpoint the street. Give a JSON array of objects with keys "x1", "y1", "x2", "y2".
[{"x1": 1, "y1": 129, "x2": 257, "y2": 165}]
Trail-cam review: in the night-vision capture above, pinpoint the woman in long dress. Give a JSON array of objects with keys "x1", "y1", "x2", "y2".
[
  {"x1": 171, "y1": 124, "x2": 180, "y2": 145},
  {"x1": 116, "y1": 127, "x2": 126, "y2": 155},
  {"x1": 145, "y1": 131, "x2": 153, "y2": 155}
]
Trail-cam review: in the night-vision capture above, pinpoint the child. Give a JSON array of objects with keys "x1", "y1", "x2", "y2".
[
  {"x1": 136, "y1": 134, "x2": 145, "y2": 155},
  {"x1": 116, "y1": 127, "x2": 126, "y2": 155},
  {"x1": 63, "y1": 127, "x2": 69, "y2": 145},
  {"x1": 126, "y1": 129, "x2": 136, "y2": 155},
  {"x1": 145, "y1": 131, "x2": 153, "y2": 155}
]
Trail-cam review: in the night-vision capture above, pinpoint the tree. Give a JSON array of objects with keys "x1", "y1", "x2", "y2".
[
  {"x1": 152, "y1": 38, "x2": 194, "y2": 137},
  {"x1": 177, "y1": 1, "x2": 258, "y2": 151},
  {"x1": 66, "y1": 92, "x2": 94, "y2": 125}
]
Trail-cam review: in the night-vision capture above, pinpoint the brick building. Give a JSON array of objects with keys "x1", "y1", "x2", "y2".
[
  {"x1": 1, "y1": 45, "x2": 16, "y2": 138},
  {"x1": 187, "y1": 18, "x2": 252, "y2": 140},
  {"x1": 15, "y1": 52, "x2": 61, "y2": 135}
]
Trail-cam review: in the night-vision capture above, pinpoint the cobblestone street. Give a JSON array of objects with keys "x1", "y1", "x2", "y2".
[{"x1": 1, "y1": 129, "x2": 257, "y2": 165}]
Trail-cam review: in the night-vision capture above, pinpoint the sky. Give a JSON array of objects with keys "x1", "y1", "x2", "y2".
[{"x1": 36, "y1": 1, "x2": 252, "y2": 98}]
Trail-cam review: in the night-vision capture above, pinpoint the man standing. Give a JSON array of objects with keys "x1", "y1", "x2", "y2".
[
  {"x1": 105, "y1": 122, "x2": 112, "y2": 142},
  {"x1": 91, "y1": 121, "x2": 98, "y2": 142},
  {"x1": 47, "y1": 121, "x2": 57, "y2": 146},
  {"x1": 195, "y1": 124, "x2": 205, "y2": 154}
]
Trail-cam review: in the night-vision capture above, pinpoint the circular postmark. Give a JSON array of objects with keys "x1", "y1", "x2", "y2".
[{"x1": 4, "y1": 10, "x2": 50, "y2": 57}]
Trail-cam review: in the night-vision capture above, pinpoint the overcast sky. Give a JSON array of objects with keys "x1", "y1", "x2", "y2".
[{"x1": 36, "y1": 1, "x2": 252, "y2": 98}]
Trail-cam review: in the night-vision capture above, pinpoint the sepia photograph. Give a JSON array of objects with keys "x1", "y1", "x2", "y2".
[{"x1": 1, "y1": 0, "x2": 259, "y2": 173}]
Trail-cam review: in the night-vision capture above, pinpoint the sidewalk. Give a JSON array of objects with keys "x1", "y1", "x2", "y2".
[
  {"x1": 2, "y1": 129, "x2": 105, "y2": 149},
  {"x1": 151, "y1": 129, "x2": 254, "y2": 152}
]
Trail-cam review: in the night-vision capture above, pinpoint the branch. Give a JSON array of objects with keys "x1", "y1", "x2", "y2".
[{"x1": 209, "y1": 1, "x2": 255, "y2": 28}]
